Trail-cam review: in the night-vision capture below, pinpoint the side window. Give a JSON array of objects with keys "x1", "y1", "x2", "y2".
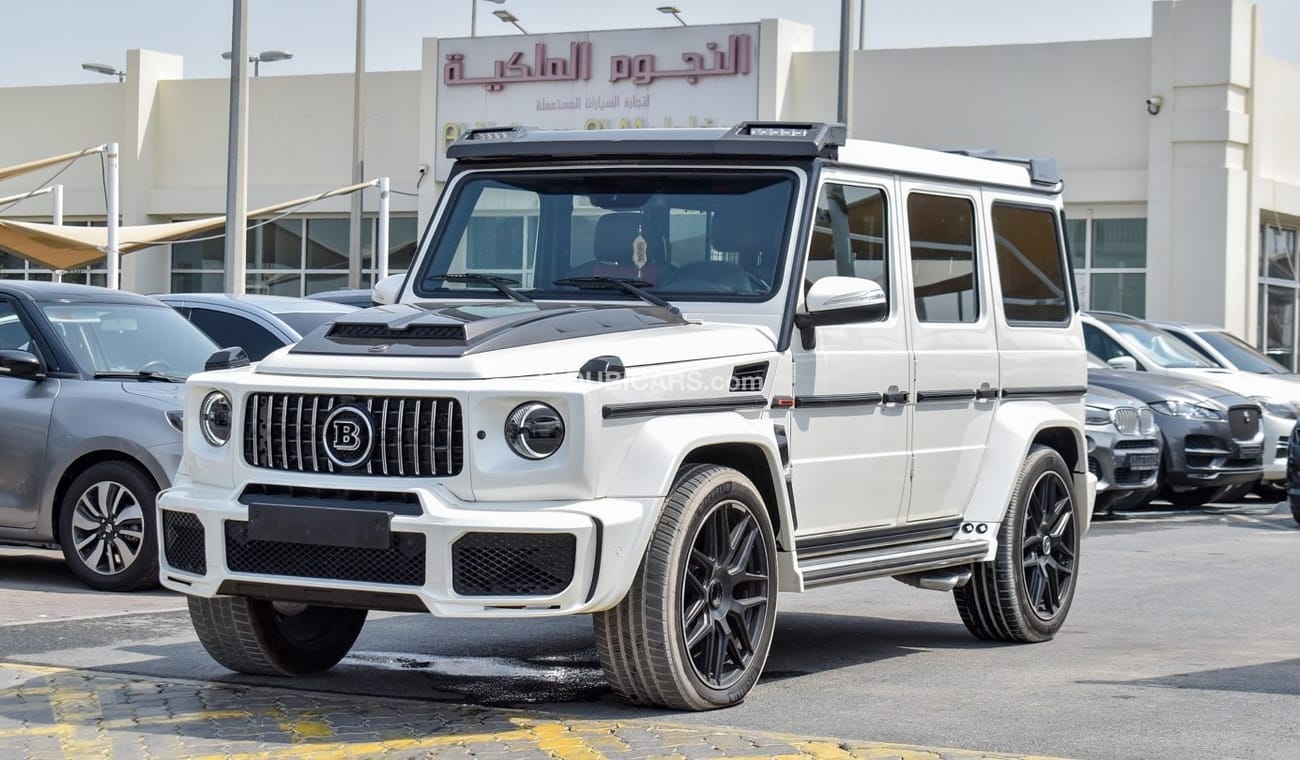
[
  {"x1": 0, "y1": 300, "x2": 34, "y2": 352},
  {"x1": 806, "y1": 182, "x2": 889, "y2": 306},
  {"x1": 908, "y1": 193, "x2": 978, "y2": 323},
  {"x1": 1164, "y1": 330, "x2": 1217, "y2": 363},
  {"x1": 187, "y1": 309, "x2": 283, "y2": 362},
  {"x1": 1083, "y1": 323, "x2": 1137, "y2": 365},
  {"x1": 991, "y1": 203, "x2": 1071, "y2": 323}
]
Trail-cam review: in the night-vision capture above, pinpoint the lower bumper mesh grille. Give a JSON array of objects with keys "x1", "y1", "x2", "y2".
[
  {"x1": 162, "y1": 510, "x2": 206, "y2": 575},
  {"x1": 224, "y1": 521, "x2": 426, "y2": 586},
  {"x1": 452, "y1": 532, "x2": 576, "y2": 596}
]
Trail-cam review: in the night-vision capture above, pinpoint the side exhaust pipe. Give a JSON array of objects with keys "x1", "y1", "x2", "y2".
[{"x1": 893, "y1": 566, "x2": 973, "y2": 592}]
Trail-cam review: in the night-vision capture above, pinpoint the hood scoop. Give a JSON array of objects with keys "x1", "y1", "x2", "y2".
[{"x1": 328, "y1": 322, "x2": 467, "y2": 343}]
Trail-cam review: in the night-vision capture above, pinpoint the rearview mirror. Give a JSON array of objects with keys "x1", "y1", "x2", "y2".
[
  {"x1": 796, "y1": 276, "x2": 888, "y2": 327},
  {"x1": 372, "y1": 273, "x2": 404, "y2": 306},
  {"x1": 0, "y1": 349, "x2": 44, "y2": 380},
  {"x1": 1107, "y1": 356, "x2": 1138, "y2": 372},
  {"x1": 205, "y1": 347, "x2": 250, "y2": 372}
]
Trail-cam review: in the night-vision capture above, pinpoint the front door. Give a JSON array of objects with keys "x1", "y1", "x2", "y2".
[
  {"x1": 900, "y1": 185, "x2": 999, "y2": 522},
  {"x1": 789, "y1": 175, "x2": 912, "y2": 536},
  {"x1": 0, "y1": 298, "x2": 55, "y2": 531}
]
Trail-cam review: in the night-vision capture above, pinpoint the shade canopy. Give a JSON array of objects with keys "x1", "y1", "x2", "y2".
[{"x1": 0, "y1": 182, "x2": 374, "y2": 270}]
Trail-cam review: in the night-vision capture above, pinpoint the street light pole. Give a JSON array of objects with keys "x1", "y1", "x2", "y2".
[
  {"x1": 224, "y1": 0, "x2": 250, "y2": 295},
  {"x1": 837, "y1": 0, "x2": 854, "y2": 129},
  {"x1": 348, "y1": 0, "x2": 366, "y2": 289}
]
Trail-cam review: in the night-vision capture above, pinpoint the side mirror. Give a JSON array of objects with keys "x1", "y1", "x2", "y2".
[
  {"x1": 1107, "y1": 356, "x2": 1138, "y2": 372},
  {"x1": 795, "y1": 276, "x2": 888, "y2": 328},
  {"x1": 0, "y1": 349, "x2": 44, "y2": 380},
  {"x1": 372, "y1": 273, "x2": 404, "y2": 306},
  {"x1": 205, "y1": 347, "x2": 250, "y2": 372}
]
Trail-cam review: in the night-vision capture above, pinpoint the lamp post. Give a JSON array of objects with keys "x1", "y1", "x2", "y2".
[
  {"x1": 81, "y1": 62, "x2": 124, "y2": 82},
  {"x1": 471, "y1": 0, "x2": 507, "y2": 37},
  {"x1": 221, "y1": 49, "x2": 293, "y2": 76},
  {"x1": 349, "y1": 0, "x2": 366, "y2": 289},
  {"x1": 657, "y1": 6, "x2": 687, "y2": 26},
  {"x1": 224, "y1": 0, "x2": 250, "y2": 295},
  {"x1": 493, "y1": 10, "x2": 527, "y2": 34}
]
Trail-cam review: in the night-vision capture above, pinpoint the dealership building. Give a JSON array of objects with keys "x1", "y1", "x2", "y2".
[{"x1": 2, "y1": 0, "x2": 1300, "y2": 366}]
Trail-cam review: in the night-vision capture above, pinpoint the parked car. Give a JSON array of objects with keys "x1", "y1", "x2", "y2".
[
  {"x1": 1087, "y1": 354, "x2": 1264, "y2": 506},
  {"x1": 1085, "y1": 385, "x2": 1161, "y2": 516},
  {"x1": 307, "y1": 288, "x2": 380, "y2": 308},
  {"x1": 0, "y1": 281, "x2": 228, "y2": 590},
  {"x1": 1287, "y1": 421, "x2": 1300, "y2": 525},
  {"x1": 1083, "y1": 311, "x2": 1295, "y2": 497},
  {"x1": 158, "y1": 294, "x2": 358, "y2": 361}
]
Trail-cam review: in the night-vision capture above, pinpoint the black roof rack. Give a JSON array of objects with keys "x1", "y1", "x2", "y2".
[
  {"x1": 446, "y1": 122, "x2": 847, "y2": 161},
  {"x1": 942, "y1": 148, "x2": 1061, "y2": 187}
]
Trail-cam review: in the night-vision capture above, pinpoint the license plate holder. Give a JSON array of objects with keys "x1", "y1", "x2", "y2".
[
  {"x1": 247, "y1": 504, "x2": 392, "y2": 550},
  {"x1": 1125, "y1": 453, "x2": 1159, "y2": 469},
  {"x1": 1235, "y1": 444, "x2": 1262, "y2": 459}
]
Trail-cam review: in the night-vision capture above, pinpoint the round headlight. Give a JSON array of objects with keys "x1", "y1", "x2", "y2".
[
  {"x1": 505, "y1": 402, "x2": 564, "y2": 459},
  {"x1": 200, "y1": 391, "x2": 233, "y2": 447}
]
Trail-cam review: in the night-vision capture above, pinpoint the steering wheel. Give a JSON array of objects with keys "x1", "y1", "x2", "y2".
[{"x1": 137, "y1": 360, "x2": 176, "y2": 376}]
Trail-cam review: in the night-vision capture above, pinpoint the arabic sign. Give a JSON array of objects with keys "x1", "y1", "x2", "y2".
[{"x1": 434, "y1": 23, "x2": 761, "y2": 179}]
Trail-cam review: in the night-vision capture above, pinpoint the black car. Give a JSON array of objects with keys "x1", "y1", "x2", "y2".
[
  {"x1": 1089, "y1": 362, "x2": 1264, "y2": 507},
  {"x1": 1287, "y1": 421, "x2": 1300, "y2": 526}
]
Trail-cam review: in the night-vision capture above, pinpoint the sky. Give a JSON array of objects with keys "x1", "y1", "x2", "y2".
[{"x1": 1, "y1": 0, "x2": 1298, "y2": 87}]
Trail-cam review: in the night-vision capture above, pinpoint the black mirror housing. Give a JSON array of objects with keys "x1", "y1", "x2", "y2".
[
  {"x1": 205, "y1": 347, "x2": 251, "y2": 372},
  {"x1": 0, "y1": 349, "x2": 44, "y2": 380}
]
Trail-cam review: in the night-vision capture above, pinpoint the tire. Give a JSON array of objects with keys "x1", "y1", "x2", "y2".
[
  {"x1": 954, "y1": 445, "x2": 1080, "y2": 643},
  {"x1": 188, "y1": 596, "x2": 367, "y2": 676},
  {"x1": 592, "y1": 464, "x2": 778, "y2": 710},
  {"x1": 1291, "y1": 499, "x2": 1300, "y2": 527},
  {"x1": 1166, "y1": 486, "x2": 1226, "y2": 507},
  {"x1": 57, "y1": 461, "x2": 160, "y2": 592}
]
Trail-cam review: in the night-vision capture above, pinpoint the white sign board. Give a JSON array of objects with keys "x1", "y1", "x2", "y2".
[{"x1": 434, "y1": 23, "x2": 761, "y2": 178}]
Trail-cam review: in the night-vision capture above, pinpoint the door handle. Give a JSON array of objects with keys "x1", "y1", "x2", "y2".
[
  {"x1": 882, "y1": 389, "x2": 909, "y2": 404},
  {"x1": 975, "y1": 384, "x2": 999, "y2": 401}
]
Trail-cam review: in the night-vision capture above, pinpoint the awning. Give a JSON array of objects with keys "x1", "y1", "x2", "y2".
[
  {"x1": 0, "y1": 147, "x2": 102, "y2": 183},
  {"x1": 0, "y1": 182, "x2": 374, "y2": 270}
]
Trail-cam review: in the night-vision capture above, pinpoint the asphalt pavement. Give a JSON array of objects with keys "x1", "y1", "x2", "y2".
[{"x1": 0, "y1": 497, "x2": 1297, "y2": 759}]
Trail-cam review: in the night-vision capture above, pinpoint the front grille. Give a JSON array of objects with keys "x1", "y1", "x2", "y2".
[
  {"x1": 162, "y1": 510, "x2": 206, "y2": 575},
  {"x1": 243, "y1": 393, "x2": 463, "y2": 477},
  {"x1": 1115, "y1": 439, "x2": 1159, "y2": 450},
  {"x1": 224, "y1": 520, "x2": 426, "y2": 586},
  {"x1": 452, "y1": 532, "x2": 576, "y2": 597},
  {"x1": 1112, "y1": 407, "x2": 1140, "y2": 436},
  {"x1": 1113, "y1": 467, "x2": 1154, "y2": 485},
  {"x1": 1228, "y1": 405, "x2": 1261, "y2": 442},
  {"x1": 1184, "y1": 435, "x2": 1227, "y2": 453},
  {"x1": 238, "y1": 484, "x2": 422, "y2": 516}
]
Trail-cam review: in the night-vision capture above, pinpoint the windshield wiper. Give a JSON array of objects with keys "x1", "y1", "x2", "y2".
[
  {"x1": 553, "y1": 276, "x2": 680, "y2": 316},
  {"x1": 93, "y1": 370, "x2": 181, "y2": 383},
  {"x1": 427, "y1": 274, "x2": 533, "y2": 303}
]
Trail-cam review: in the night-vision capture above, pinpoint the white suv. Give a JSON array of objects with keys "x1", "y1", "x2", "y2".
[{"x1": 159, "y1": 123, "x2": 1092, "y2": 710}]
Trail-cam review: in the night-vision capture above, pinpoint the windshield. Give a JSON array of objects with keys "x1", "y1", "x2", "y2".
[
  {"x1": 413, "y1": 169, "x2": 798, "y2": 302},
  {"x1": 1105, "y1": 319, "x2": 1216, "y2": 369},
  {"x1": 42, "y1": 302, "x2": 218, "y2": 379},
  {"x1": 1199, "y1": 329, "x2": 1290, "y2": 374}
]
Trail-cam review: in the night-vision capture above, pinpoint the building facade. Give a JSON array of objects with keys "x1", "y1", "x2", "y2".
[{"x1": 2, "y1": 0, "x2": 1299, "y2": 365}]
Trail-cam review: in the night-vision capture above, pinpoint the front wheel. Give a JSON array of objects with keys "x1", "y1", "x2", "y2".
[
  {"x1": 954, "y1": 446, "x2": 1080, "y2": 642},
  {"x1": 188, "y1": 596, "x2": 367, "y2": 676},
  {"x1": 593, "y1": 464, "x2": 778, "y2": 710},
  {"x1": 58, "y1": 461, "x2": 160, "y2": 592}
]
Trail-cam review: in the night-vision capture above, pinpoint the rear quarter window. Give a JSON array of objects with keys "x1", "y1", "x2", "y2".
[{"x1": 992, "y1": 203, "x2": 1071, "y2": 324}]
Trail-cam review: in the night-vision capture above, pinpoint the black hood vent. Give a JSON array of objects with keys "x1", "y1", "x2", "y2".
[
  {"x1": 730, "y1": 361, "x2": 769, "y2": 392},
  {"x1": 328, "y1": 323, "x2": 467, "y2": 342}
]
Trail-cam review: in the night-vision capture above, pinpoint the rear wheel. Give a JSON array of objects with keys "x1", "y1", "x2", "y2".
[
  {"x1": 955, "y1": 446, "x2": 1079, "y2": 642},
  {"x1": 592, "y1": 464, "x2": 778, "y2": 710},
  {"x1": 188, "y1": 596, "x2": 367, "y2": 676},
  {"x1": 57, "y1": 461, "x2": 159, "y2": 592}
]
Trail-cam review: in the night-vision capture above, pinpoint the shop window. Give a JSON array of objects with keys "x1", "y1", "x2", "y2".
[{"x1": 1066, "y1": 216, "x2": 1147, "y2": 317}]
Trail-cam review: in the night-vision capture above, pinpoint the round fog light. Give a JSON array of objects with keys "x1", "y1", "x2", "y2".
[
  {"x1": 200, "y1": 391, "x2": 233, "y2": 447},
  {"x1": 505, "y1": 402, "x2": 565, "y2": 459}
]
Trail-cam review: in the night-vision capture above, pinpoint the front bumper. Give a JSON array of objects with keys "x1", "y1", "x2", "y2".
[
  {"x1": 1261, "y1": 413, "x2": 1291, "y2": 483},
  {"x1": 157, "y1": 480, "x2": 659, "y2": 617},
  {"x1": 1086, "y1": 428, "x2": 1160, "y2": 500},
  {"x1": 1159, "y1": 416, "x2": 1264, "y2": 489}
]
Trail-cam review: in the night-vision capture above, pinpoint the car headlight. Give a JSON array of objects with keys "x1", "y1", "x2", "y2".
[
  {"x1": 1149, "y1": 399, "x2": 1224, "y2": 420},
  {"x1": 1085, "y1": 405, "x2": 1111, "y2": 426},
  {"x1": 1251, "y1": 397, "x2": 1298, "y2": 420},
  {"x1": 199, "y1": 391, "x2": 233, "y2": 446},
  {"x1": 505, "y1": 402, "x2": 564, "y2": 459}
]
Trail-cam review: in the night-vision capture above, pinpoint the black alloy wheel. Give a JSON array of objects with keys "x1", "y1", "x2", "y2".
[{"x1": 1020, "y1": 469, "x2": 1077, "y2": 620}]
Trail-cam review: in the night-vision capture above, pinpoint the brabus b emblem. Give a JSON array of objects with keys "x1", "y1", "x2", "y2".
[{"x1": 322, "y1": 406, "x2": 374, "y2": 469}]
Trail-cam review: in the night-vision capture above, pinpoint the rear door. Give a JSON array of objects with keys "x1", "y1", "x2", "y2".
[
  {"x1": 900, "y1": 184, "x2": 999, "y2": 522},
  {"x1": 0, "y1": 297, "x2": 56, "y2": 530}
]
